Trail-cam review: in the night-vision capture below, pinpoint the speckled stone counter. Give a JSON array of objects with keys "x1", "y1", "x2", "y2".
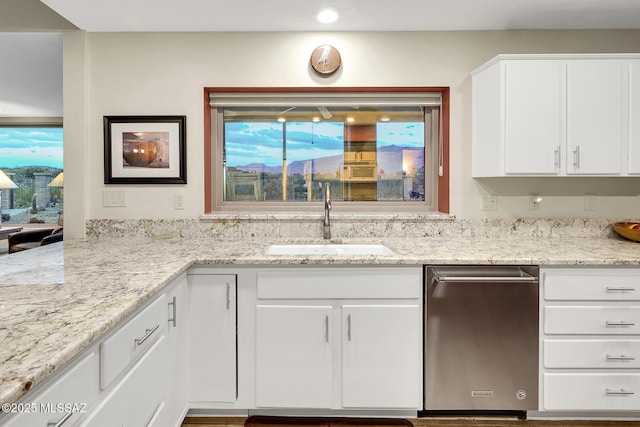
[{"x1": 1, "y1": 230, "x2": 639, "y2": 408}]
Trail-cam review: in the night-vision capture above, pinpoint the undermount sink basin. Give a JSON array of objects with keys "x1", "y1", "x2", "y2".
[{"x1": 266, "y1": 244, "x2": 395, "y2": 256}]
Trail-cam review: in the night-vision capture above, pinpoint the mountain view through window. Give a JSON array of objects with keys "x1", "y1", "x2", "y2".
[
  {"x1": 223, "y1": 106, "x2": 426, "y2": 203},
  {"x1": 0, "y1": 127, "x2": 63, "y2": 225}
]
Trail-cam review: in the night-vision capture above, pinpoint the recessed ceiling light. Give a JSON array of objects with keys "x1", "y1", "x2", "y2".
[
  {"x1": 277, "y1": 117, "x2": 286, "y2": 123},
  {"x1": 312, "y1": 117, "x2": 321, "y2": 122},
  {"x1": 317, "y1": 8, "x2": 339, "y2": 24},
  {"x1": 346, "y1": 117, "x2": 355, "y2": 123},
  {"x1": 380, "y1": 117, "x2": 390, "y2": 122}
]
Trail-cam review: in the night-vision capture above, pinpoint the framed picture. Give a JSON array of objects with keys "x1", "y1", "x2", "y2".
[{"x1": 104, "y1": 115, "x2": 186, "y2": 184}]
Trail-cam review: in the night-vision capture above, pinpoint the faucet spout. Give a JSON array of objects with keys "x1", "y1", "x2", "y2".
[{"x1": 323, "y1": 183, "x2": 332, "y2": 240}]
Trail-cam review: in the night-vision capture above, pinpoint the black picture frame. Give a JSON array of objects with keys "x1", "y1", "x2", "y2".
[{"x1": 104, "y1": 115, "x2": 186, "y2": 184}]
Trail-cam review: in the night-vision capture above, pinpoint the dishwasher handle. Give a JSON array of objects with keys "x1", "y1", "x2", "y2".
[{"x1": 431, "y1": 270, "x2": 538, "y2": 285}]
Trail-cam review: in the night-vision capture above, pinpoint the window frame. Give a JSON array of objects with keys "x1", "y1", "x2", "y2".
[{"x1": 204, "y1": 87, "x2": 449, "y2": 214}]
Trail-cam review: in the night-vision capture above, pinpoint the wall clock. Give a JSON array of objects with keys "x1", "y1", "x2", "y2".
[{"x1": 310, "y1": 45, "x2": 341, "y2": 75}]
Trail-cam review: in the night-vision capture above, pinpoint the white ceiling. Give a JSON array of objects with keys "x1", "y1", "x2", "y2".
[
  {"x1": 38, "y1": 0, "x2": 640, "y2": 32},
  {"x1": 3, "y1": 1, "x2": 639, "y2": 118}
]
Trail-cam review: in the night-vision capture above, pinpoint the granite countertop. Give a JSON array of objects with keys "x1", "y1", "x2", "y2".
[{"x1": 1, "y1": 235, "x2": 640, "y2": 408}]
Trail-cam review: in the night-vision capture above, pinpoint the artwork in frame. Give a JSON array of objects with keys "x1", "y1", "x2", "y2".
[{"x1": 104, "y1": 115, "x2": 186, "y2": 184}]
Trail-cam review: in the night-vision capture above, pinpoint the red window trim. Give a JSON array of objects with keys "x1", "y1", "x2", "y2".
[{"x1": 203, "y1": 86, "x2": 449, "y2": 214}]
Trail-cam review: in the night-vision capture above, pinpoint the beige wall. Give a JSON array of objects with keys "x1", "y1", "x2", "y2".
[{"x1": 63, "y1": 30, "x2": 640, "y2": 238}]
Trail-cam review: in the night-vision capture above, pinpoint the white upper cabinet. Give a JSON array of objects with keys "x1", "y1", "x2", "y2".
[
  {"x1": 566, "y1": 60, "x2": 625, "y2": 175},
  {"x1": 472, "y1": 54, "x2": 639, "y2": 177},
  {"x1": 629, "y1": 60, "x2": 640, "y2": 174},
  {"x1": 504, "y1": 60, "x2": 564, "y2": 174}
]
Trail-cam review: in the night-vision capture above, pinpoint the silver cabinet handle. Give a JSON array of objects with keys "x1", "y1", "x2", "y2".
[
  {"x1": 606, "y1": 286, "x2": 636, "y2": 292},
  {"x1": 135, "y1": 324, "x2": 160, "y2": 346},
  {"x1": 606, "y1": 321, "x2": 636, "y2": 327},
  {"x1": 324, "y1": 315, "x2": 329, "y2": 343},
  {"x1": 573, "y1": 145, "x2": 580, "y2": 168},
  {"x1": 47, "y1": 411, "x2": 73, "y2": 427},
  {"x1": 226, "y1": 283, "x2": 231, "y2": 310},
  {"x1": 168, "y1": 296, "x2": 177, "y2": 327},
  {"x1": 554, "y1": 146, "x2": 560, "y2": 169},
  {"x1": 605, "y1": 388, "x2": 635, "y2": 396},
  {"x1": 606, "y1": 354, "x2": 636, "y2": 361},
  {"x1": 347, "y1": 314, "x2": 352, "y2": 341}
]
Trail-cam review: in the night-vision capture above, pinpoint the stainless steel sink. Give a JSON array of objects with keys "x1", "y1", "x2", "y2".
[{"x1": 266, "y1": 244, "x2": 395, "y2": 256}]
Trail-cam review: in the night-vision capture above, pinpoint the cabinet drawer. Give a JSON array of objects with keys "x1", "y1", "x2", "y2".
[
  {"x1": 3, "y1": 352, "x2": 98, "y2": 427},
  {"x1": 544, "y1": 339, "x2": 640, "y2": 368},
  {"x1": 100, "y1": 293, "x2": 167, "y2": 389},
  {"x1": 544, "y1": 306, "x2": 640, "y2": 335},
  {"x1": 257, "y1": 267, "x2": 421, "y2": 299},
  {"x1": 544, "y1": 373, "x2": 640, "y2": 411},
  {"x1": 81, "y1": 335, "x2": 169, "y2": 427},
  {"x1": 544, "y1": 269, "x2": 640, "y2": 301}
]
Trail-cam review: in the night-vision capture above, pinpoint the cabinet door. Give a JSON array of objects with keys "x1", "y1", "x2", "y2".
[
  {"x1": 567, "y1": 61, "x2": 625, "y2": 175},
  {"x1": 152, "y1": 278, "x2": 188, "y2": 427},
  {"x1": 342, "y1": 305, "x2": 422, "y2": 409},
  {"x1": 187, "y1": 274, "x2": 237, "y2": 403},
  {"x1": 504, "y1": 60, "x2": 564, "y2": 174},
  {"x1": 255, "y1": 305, "x2": 333, "y2": 408},
  {"x1": 629, "y1": 60, "x2": 640, "y2": 174}
]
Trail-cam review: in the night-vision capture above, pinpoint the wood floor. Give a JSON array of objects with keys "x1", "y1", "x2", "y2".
[{"x1": 181, "y1": 416, "x2": 640, "y2": 427}]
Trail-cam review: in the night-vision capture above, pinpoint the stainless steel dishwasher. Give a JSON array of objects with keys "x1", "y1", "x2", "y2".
[{"x1": 424, "y1": 265, "x2": 539, "y2": 417}]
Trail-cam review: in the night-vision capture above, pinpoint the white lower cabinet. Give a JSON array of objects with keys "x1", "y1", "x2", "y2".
[
  {"x1": 545, "y1": 339, "x2": 640, "y2": 368},
  {"x1": 2, "y1": 352, "x2": 98, "y2": 427},
  {"x1": 80, "y1": 335, "x2": 170, "y2": 426},
  {"x1": 341, "y1": 305, "x2": 422, "y2": 408},
  {"x1": 254, "y1": 267, "x2": 423, "y2": 410},
  {"x1": 541, "y1": 267, "x2": 640, "y2": 413},
  {"x1": 544, "y1": 373, "x2": 640, "y2": 411},
  {"x1": 77, "y1": 276, "x2": 188, "y2": 427},
  {"x1": 186, "y1": 272, "x2": 237, "y2": 403},
  {"x1": 99, "y1": 291, "x2": 169, "y2": 390},
  {"x1": 256, "y1": 305, "x2": 333, "y2": 408},
  {"x1": 147, "y1": 277, "x2": 189, "y2": 427}
]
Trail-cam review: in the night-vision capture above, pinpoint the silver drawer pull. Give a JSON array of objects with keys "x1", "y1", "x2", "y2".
[
  {"x1": 606, "y1": 354, "x2": 636, "y2": 361},
  {"x1": 606, "y1": 287, "x2": 636, "y2": 292},
  {"x1": 47, "y1": 411, "x2": 73, "y2": 427},
  {"x1": 605, "y1": 388, "x2": 635, "y2": 396},
  {"x1": 606, "y1": 321, "x2": 636, "y2": 327},
  {"x1": 168, "y1": 296, "x2": 177, "y2": 327},
  {"x1": 135, "y1": 324, "x2": 160, "y2": 346}
]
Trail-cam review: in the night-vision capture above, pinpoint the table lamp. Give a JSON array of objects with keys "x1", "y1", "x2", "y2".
[
  {"x1": 48, "y1": 172, "x2": 64, "y2": 209},
  {"x1": 0, "y1": 169, "x2": 18, "y2": 226}
]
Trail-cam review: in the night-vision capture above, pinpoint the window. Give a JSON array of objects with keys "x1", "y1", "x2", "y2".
[
  {"x1": 206, "y1": 88, "x2": 448, "y2": 213},
  {"x1": 0, "y1": 126, "x2": 63, "y2": 225}
]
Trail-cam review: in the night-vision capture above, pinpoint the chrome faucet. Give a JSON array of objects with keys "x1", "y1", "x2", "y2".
[{"x1": 323, "y1": 182, "x2": 332, "y2": 239}]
